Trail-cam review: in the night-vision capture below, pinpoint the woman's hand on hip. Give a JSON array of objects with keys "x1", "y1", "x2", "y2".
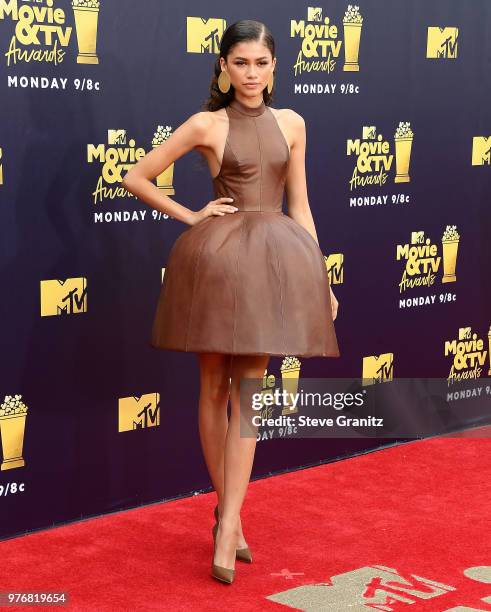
[{"x1": 189, "y1": 197, "x2": 238, "y2": 226}]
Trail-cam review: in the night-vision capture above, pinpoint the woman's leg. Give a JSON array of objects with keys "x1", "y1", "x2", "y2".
[
  {"x1": 197, "y1": 352, "x2": 231, "y2": 508},
  {"x1": 213, "y1": 354, "x2": 270, "y2": 569},
  {"x1": 197, "y1": 352, "x2": 250, "y2": 549}
]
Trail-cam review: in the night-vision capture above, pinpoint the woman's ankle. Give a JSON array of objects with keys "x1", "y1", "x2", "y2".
[{"x1": 219, "y1": 514, "x2": 240, "y2": 533}]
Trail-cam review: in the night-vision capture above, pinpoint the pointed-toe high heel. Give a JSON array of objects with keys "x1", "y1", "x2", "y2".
[
  {"x1": 213, "y1": 505, "x2": 253, "y2": 564},
  {"x1": 211, "y1": 519, "x2": 235, "y2": 584}
]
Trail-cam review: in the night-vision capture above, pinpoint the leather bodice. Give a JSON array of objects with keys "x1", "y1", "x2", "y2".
[{"x1": 212, "y1": 97, "x2": 291, "y2": 213}]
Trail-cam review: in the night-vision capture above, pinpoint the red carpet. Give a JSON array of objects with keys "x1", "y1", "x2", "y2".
[{"x1": 2, "y1": 428, "x2": 491, "y2": 611}]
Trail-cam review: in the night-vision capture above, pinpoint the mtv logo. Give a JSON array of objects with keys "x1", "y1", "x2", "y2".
[
  {"x1": 118, "y1": 394, "x2": 160, "y2": 432},
  {"x1": 426, "y1": 26, "x2": 459, "y2": 59},
  {"x1": 471, "y1": 136, "x2": 491, "y2": 166},
  {"x1": 40, "y1": 278, "x2": 87, "y2": 316},
  {"x1": 324, "y1": 254, "x2": 344, "y2": 285},
  {"x1": 186, "y1": 17, "x2": 226, "y2": 54},
  {"x1": 362, "y1": 353, "x2": 394, "y2": 385},
  {"x1": 459, "y1": 327, "x2": 471, "y2": 340},
  {"x1": 307, "y1": 7, "x2": 323, "y2": 22},
  {"x1": 267, "y1": 564, "x2": 456, "y2": 610},
  {"x1": 411, "y1": 231, "x2": 424, "y2": 244},
  {"x1": 362, "y1": 126, "x2": 376, "y2": 140},
  {"x1": 108, "y1": 130, "x2": 126, "y2": 145}
]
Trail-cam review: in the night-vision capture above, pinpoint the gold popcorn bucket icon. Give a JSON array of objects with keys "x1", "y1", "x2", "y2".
[
  {"x1": 152, "y1": 145, "x2": 175, "y2": 194},
  {"x1": 72, "y1": 5, "x2": 100, "y2": 65},
  {"x1": 343, "y1": 22, "x2": 362, "y2": 71},
  {"x1": 0, "y1": 413, "x2": 26, "y2": 471},
  {"x1": 394, "y1": 135, "x2": 413, "y2": 183},
  {"x1": 441, "y1": 238, "x2": 459, "y2": 283},
  {"x1": 280, "y1": 358, "x2": 301, "y2": 415}
]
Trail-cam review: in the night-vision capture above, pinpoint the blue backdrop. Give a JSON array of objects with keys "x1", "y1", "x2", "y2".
[{"x1": 0, "y1": 0, "x2": 490, "y2": 540}]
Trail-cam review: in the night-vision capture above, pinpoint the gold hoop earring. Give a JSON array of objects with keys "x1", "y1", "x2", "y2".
[
  {"x1": 267, "y1": 72, "x2": 274, "y2": 94},
  {"x1": 218, "y1": 70, "x2": 231, "y2": 94}
]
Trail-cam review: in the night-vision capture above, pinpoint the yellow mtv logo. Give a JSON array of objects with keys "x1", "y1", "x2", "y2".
[
  {"x1": 411, "y1": 231, "x2": 424, "y2": 244},
  {"x1": 40, "y1": 278, "x2": 87, "y2": 316},
  {"x1": 362, "y1": 353, "x2": 394, "y2": 385},
  {"x1": 471, "y1": 136, "x2": 491, "y2": 166},
  {"x1": 324, "y1": 254, "x2": 344, "y2": 284},
  {"x1": 108, "y1": 129, "x2": 126, "y2": 145},
  {"x1": 458, "y1": 327, "x2": 471, "y2": 340},
  {"x1": 186, "y1": 17, "x2": 226, "y2": 53},
  {"x1": 362, "y1": 126, "x2": 376, "y2": 140},
  {"x1": 119, "y1": 394, "x2": 160, "y2": 432},
  {"x1": 307, "y1": 7, "x2": 323, "y2": 22},
  {"x1": 426, "y1": 27, "x2": 458, "y2": 58}
]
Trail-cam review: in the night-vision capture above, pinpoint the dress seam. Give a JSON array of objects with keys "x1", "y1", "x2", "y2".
[
  {"x1": 184, "y1": 233, "x2": 207, "y2": 351},
  {"x1": 253, "y1": 117, "x2": 263, "y2": 211},
  {"x1": 268, "y1": 221, "x2": 287, "y2": 354},
  {"x1": 232, "y1": 214, "x2": 247, "y2": 354}
]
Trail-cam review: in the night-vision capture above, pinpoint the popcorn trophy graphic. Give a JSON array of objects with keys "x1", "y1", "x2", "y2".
[
  {"x1": 280, "y1": 356, "x2": 301, "y2": 415},
  {"x1": 0, "y1": 395, "x2": 27, "y2": 471},
  {"x1": 394, "y1": 122, "x2": 414, "y2": 183},
  {"x1": 441, "y1": 225, "x2": 459, "y2": 283},
  {"x1": 487, "y1": 325, "x2": 491, "y2": 375},
  {"x1": 72, "y1": 0, "x2": 101, "y2": 65},
  {"x1": 152, "y1": 125, "x2": 175, "y2": 195},
  {"x1": 343, "y1": 5, "x2": 363, "y2": 72}
]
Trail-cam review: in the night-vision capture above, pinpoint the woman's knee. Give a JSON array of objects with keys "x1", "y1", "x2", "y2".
[
  {"x1": 198, "y1": 353, "x2": 233, "y2": 404},
  {"x1": 230, "y1": 355, "x2": 270, "y2": 391}
]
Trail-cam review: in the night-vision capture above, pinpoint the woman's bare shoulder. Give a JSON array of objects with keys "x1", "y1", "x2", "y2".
[
  {"x1": 184, "y1": 109, "x2": 228, "y2": 156},
  {"x1": 190, "y1": 107, "x2": 227, "y2": 127},
  {"x1": 175, "y1": 110, "x2": 227, "y2": 150}
]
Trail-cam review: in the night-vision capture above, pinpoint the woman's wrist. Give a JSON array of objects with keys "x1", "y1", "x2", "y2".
[{"x1": 184, "y1": 210, "x2": 197, "y2": 226}]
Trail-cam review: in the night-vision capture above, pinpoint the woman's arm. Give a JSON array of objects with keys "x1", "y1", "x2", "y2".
[
  {"x1": 284, "y1": 111, "x2": 319, "y2": 246},
  {"x1": 121, "y1": 112, "x2": 235, "y2": 227}
]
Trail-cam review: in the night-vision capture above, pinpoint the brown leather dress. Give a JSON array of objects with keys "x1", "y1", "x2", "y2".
[{"x1": 150, "y1": 97, "x2": 340, "y2": 358}]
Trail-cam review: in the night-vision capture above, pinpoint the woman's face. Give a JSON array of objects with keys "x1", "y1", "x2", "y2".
[{"x1": 220, "y1": 40, "x2": 275, "y2": 98}]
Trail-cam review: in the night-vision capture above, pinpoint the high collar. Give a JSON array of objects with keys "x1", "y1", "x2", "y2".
[{"x1": 229, "y1": 97, "x2": 266, "y2": 117}]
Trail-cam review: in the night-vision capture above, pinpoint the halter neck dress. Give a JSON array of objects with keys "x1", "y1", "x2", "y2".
[{"x1": 150, "y1": 97, "x2": 340, "y2": 358}]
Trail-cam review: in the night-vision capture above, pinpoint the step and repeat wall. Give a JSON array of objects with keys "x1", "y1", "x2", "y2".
[{"x1": 1, "y1": 0, "x2": 490, "y2": 540}]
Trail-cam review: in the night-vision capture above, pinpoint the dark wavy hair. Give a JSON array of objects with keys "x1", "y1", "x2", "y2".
[{"x1": 201, "y1": 20, "x2": 276, "y2": 112}]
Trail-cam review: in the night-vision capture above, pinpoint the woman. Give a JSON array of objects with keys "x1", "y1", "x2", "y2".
[{"x1": 122, "y1": 20, "x2": 340, "y2": 585}]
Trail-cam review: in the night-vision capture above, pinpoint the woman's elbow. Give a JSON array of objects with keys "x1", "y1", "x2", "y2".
[
  {"x1": 121, "y1": 171, "x2": 132, "y2": 189},
  {"x1": 121, "y1": 170, "x2": 139, "y2": 192}
]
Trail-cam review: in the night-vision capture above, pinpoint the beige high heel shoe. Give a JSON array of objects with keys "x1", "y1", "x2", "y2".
[
  {"x1": 213, "y1": 505, "x2": 253, "y2": 563},
  {"x1": 211, "y1": 518, "x2": 235, "y2": 584}
]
